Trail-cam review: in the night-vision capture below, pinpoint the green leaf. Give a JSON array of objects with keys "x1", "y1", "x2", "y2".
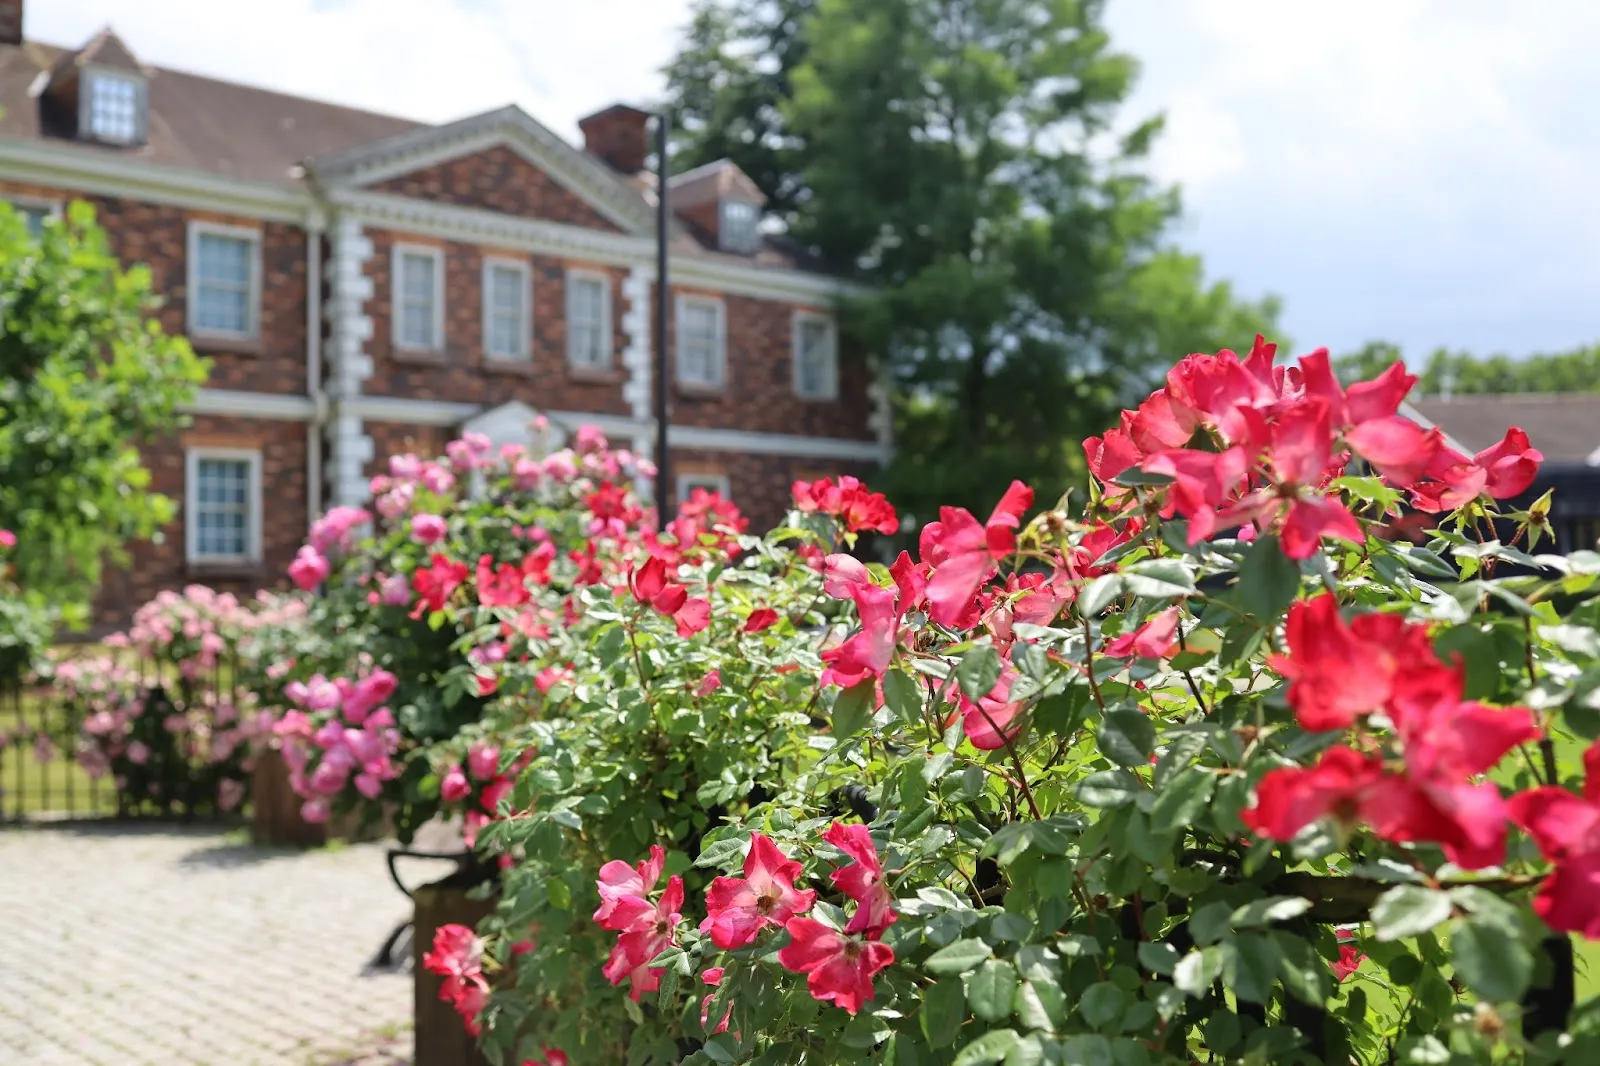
[
  {"x1": 695, "y1": 834, "x2": 748, "y2": 869},
  {"x1": 1122, "y1": 558, "x2": 1196, "y2": 600},
  {"x1": 1060, "y1": 1035, "x2": 1113, "y2": 1066},
  {"x1": 1237, "y1": 534, "x2": 1301, "y2": 620},
  {"x1": 1013, "y1": 979, "x2": 1061, "y2": 1031},
  {"x1": 1137, "y1": 941, "x2": 1179, "y2": 976},
  {"x1": 968, "y1": 960, "x2": 1018, "y2": 1022},
  {"x1": 1152, "y1": 731, "x2": 1209, "y2": 788},
  {"x1": 1451, "y1": 917, "x2": 1533, "y2": 1001},
  {"x1": 833, "y1": 679, "x2": 876, "y2": 740},
  {"x1": 957, "y1": 645, "x2": 1004, "y2": 703},
  {"x1": 1188, "y1": 901, "x2": 1235, "y2": 947},
  {"x1": 1074, "y1": 770, "x2": 1142, "y2": 808},
  {"x1": 1221, "y1": 933, "x2": 1281, "y2": 1004},
  {"x1": 1004, "y1": 1033, "x2": 1045, "y2": 1066},
  {"x1": 1173, "y1": 946, "x2": 1223, "y2": 996},
  {"x1": 921, "y1": 978, "x2": 967, "y2": 1048},
  {"x1": 1229, "y1": 896, "x2": 1312, "y2": 930},
  {"x1": 1371, "y1": 885, "x2": 1453, "y2": 942},
  {"x1": 926, "y1": 937, "x2": 992, "y2": 975},
  {"x1": 883, "y1": 668, "x2": 924, "y2": 723},
  {"x1": 1273, "y1": 932, "x2": 1331, "y2": 1005},
  {"x1": 1079, "y1": 574, "x2": 1123, "y2": 618},
  {"x1": 1111, "y1": 468, "x2": 1174, "y2": 488},
  {"x1": 1147, "y1": 766, "x2": 1215, "y2": 835},
  {"x1": 952, "y1": 1029, "x2": 1020, "y2": 1066},
  {"x1": 1077, "y1": 982, "x2": 1126, "y2": 1028},
  {"x1": 1096, "y1": 709, "x2": 1156, "y2": 767}
]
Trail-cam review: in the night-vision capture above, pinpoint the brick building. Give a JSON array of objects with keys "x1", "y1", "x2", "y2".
[{"x1": 0, "y1": 6, "x2": 889, "y2": 626}]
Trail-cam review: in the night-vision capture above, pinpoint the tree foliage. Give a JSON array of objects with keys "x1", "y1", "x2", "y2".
[
  {"x1": 1335, "y1": 339, "x2": 1600, "y2": 396},
  {"x1": 0, "y1": 201, "x2": 208, "y2": 625},
  {"x1": 665, "y1": 0, "x2": 1279, "y2": 521}
]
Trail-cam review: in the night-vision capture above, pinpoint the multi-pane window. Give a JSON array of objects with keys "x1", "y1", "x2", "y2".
[
  {"x1": 483, "y1": 259, "x2": 530, "y2": 360},
  {"x1": 87, "y1": 72, "x2": 143, "y2": 143},
  {"x1": 187, "y1": 452, "x2": 258, "y2": 563},
  {"x1": 794, "y1": 315, "x2": 838, "y2": 399},
  {"x1": 396, "y1": 246, "x2": 443, "y2": 350},
  {"x1": 566, "y1": 272, "x2": 611, "y2": 371},
  {"x1": 720, "y1": 200, "x2": 760, "y2": 254},
  {"x1": 676, "y1": 296, "x2": 725, "y2": 388},
  {"x1": 191, "y1": 228, "x2": 258, "y2": 337},
  {"x1": 6, "y1": 201, "x2": 54, "y2": 239},
  {"x1": 677, "y1": 473, "x2": 732, "y2": 506}
]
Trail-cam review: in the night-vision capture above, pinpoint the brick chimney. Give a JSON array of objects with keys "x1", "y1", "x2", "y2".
[
  {"x1": 0, "y1": 0, "x2": 22, "y2": 46},
  {"x1": 578, "y1": 104, "x2": 651, "y2": 175}
]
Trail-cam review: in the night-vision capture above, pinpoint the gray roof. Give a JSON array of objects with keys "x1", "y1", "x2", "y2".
[
  {"x1": 1, "y1": 36, "x2": 421, "y2": 185},
  {"x1": 1407, "y1": 393, "x2": 1600, "y2": 466}
]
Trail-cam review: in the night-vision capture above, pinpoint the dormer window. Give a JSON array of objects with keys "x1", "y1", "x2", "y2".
[
  {"x1": 83, "y1": 70, "x2": 145, "y2": 145},
  {"x1": 719, "y1": 200, "x2": 760, "y2": 255}
]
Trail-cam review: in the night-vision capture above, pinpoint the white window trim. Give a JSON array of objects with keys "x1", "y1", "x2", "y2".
[
  {"x1": 565, "y1": 268, "x2": 614, "y2": 371},
  {"x1": 675, "y1": 294, "x2": 727, "y2": 390},
  {"x1": 392, "y1": 242, "x2": 447, "y2": 353},
  {"x1": 5, "y1": 195, "x2": 62, "y2": 219},
  {"x1": 185, "y1": 221, "x2": 263, "y2": 341},
  {"x1": 677, "y1": 472, "x2": 732, "y2": 503},
  {"x1": 79, "y1": 68, "x2": 148, "y2": 146},
  {"x1": 792, "y1": 311, "x2": 840, "y2": 401},
  {"x1": 481, "y1": 256, "x2": 533, "y2": 362},
  {"x1": 719, "y1": 200, "x2": 761, "y2": 254},
  {"x1": 184, "y1": 447, "x2": 263, "y2": 566}
]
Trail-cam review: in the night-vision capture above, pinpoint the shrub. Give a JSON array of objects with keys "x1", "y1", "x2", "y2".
[
  {"x1": 281, "y1": 422, "x2": 656, "y2": 841},
  {"x1": 413, "y1": 339, "x2": 1600, "y2": 1065},
  {"x1": 0, "y1": 201, "x2": 208, "y2": 627},
  {"x1": 35, "y1": 585, "x2": 306, "y2": 815}
]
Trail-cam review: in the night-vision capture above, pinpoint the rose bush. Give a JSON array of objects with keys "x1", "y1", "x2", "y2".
[
  {"x1": 279, "y1": 421, "x2": 657, "y2": 840},
  {"x1": 27, "y1": 585, "x2": 303, "y2": 814},
  {"x1": 391, "y1": 338, "x2": 1600, "y2": 1066},
  {"x1": 0, "y1": 529, "x2": 55, "y2": 690}
]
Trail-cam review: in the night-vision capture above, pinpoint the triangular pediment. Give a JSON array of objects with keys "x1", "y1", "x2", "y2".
[
  {"x1": 307, "y1": 105, "x2": 654, "y2": 234},
  {"x1": 460, "y1": 401, "x2": 568, "y2": 451}
]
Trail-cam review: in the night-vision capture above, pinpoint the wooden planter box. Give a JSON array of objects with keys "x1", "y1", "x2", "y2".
[
  {"x1": 248, "y1": 748, "x2": 390, "y2": 846},
  {"x1": 413, "y1": 877, "x2": 500, "y2": 1066}
]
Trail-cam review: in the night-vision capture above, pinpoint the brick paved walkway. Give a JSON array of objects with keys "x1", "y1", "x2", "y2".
[{"x1": 0, "y1": 823, "x2": 428, "y2": 1066}]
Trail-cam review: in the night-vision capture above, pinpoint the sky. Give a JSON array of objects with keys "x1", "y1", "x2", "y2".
[{"x1": 25, "y1": 1, "x2": 1600, "y2": 363}]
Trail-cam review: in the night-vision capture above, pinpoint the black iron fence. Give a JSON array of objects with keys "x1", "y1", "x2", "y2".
[{"x1": 0, "y1": 648, "x2": 255, "y2": 823}]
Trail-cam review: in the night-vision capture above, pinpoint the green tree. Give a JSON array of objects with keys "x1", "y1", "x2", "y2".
[
  {"x1": 1332, "y1": 340, "x2": 1405, "y2": 386},
  {"x1": 666, "y1": 0, "x2": 1277, "y2": 518},
  {"x1": 664, "y1": 0, "x2": 816, "y2": 222},
  {"x1": 1418, "y1": 344, "x2": 1600, "y2": 395},
  {"x1": 0, "y1": 201, "x2": 208, "y2": 627}
]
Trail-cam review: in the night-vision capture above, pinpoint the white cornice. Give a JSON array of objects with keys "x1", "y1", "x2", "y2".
[
  {"x1": 0, "y1": 136, "x2": 310, "y2": 223},
  {"x1": 189, "y1": 389, "x2": 315, "y2": 420},
  {"x1": 307, "y1": 105, "x2": 654, "y2": 236},
  {"x1": 194, "y1": 389, "x2": 886, "y2": 463},
  {"x1": 330, "y1": 187, "x2": 863, "y2": 305},
  {"x1": 329, "y1": 188, "x2": 643, "y2": 268}
]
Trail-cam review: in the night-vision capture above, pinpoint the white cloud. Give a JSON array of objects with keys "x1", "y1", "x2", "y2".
[{"x1": 24, "y1": 0, "x2": 1600, "y2": 355}]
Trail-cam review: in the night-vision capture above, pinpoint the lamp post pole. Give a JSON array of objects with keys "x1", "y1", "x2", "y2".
[{"x1": 653, "y1": 110, "x2": 672, "y2": 514}]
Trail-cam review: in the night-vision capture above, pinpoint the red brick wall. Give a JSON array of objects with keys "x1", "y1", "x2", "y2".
[
  {"x1": 660, "y1": 288, "x2": 877, "y2": 441},
  {"x1": 94, "y1": 416, "x2": 310, "y2": 629},
  {"x1": 362, "y1": 228, "x2": 633, "y2": 415},
  {"x1": 371, "y1": 146, "x2": 623, "y2": 233},
  {"x1": 364, "y1": 422, "x2": 451, "y2": 478},
  {"x1": 0, "y1": 180, "x2": 310, "y2": 395},
  {"x1": 671, "y1": 450, "x2": 876, "y2": 533}
]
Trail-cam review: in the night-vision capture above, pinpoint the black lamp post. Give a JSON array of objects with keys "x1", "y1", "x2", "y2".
[{"x1": 653, "y1": 110, "x2": 672, "y2": 513}]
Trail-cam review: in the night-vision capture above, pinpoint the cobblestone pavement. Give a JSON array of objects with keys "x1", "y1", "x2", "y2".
[{"x1": 0, "y1": 823, "x2": 434, "y2": 1066}]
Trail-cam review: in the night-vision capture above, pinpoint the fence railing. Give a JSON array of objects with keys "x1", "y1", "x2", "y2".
[{"x1": 0, "y1": 648, "x2": 253, "y2": 823}]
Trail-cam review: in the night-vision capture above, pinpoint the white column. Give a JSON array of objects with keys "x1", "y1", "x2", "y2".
[
  {"x1": 323, "y1": 213, "x2": 377, "y2": 506},
  {"x1": 620, "y1": 264, "x2": 657, "y2": 499}
]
